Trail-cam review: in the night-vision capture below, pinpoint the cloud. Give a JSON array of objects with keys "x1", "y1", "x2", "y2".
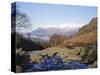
[{"x1": 32, "y1": 22, "x2": 85, "y2": 30}]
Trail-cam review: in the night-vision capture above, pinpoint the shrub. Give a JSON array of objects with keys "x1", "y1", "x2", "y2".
[{"x1": 80, "y1": 45, "x2": 97, "y2": 65}]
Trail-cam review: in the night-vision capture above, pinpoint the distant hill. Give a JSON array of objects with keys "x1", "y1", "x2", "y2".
[{"x1": 65, "y1": 17, "x2": 97, "y2": 48}]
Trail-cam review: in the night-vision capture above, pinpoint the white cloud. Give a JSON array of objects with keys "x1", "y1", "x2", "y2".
[{"x1": 32, "y1": 22, "x2": 85, "y2": 30}]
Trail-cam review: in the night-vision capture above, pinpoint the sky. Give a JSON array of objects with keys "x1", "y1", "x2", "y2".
[{"x1": 15, "y1": 2, "x2": 97, "y2": 30}]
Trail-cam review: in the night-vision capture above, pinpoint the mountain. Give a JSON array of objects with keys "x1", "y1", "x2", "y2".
[
  {"x1": 30, "y1": 27, "x2": 79, "y2": 37},
  {"x1": 65, "y1": 17, "x2": 97, "y2": 47},
  {"x1": 28, "y1": 27, "x2": 79, "y2": 41},
  {"x1": 30, "y1": 27, "x2": 50, "y2": 37}
]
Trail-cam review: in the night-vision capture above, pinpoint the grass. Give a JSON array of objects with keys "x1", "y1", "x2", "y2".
[{"x1": 29, "y1": 47, "x2": 82, "y2": 63}]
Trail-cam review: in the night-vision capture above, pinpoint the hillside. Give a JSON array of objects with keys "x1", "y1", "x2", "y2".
[
  {"x1": 65, "y1": 17, "x2": 97, "y2": 47},
  {"x1": 76, "y1": 17, "x2": 97, "y2": 36}
]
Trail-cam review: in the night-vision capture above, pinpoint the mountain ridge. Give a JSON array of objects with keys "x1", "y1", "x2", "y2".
[
  {"x1": 28, "y1": 26, "x2": 79, "y2": 40},
  {"x1": 76, "y1": 17, "x2": 97, "y2": 36}
]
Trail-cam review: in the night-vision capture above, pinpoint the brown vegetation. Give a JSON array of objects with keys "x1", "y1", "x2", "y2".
[
  {"x1": 64, "y1": 31, "x2": 97, "y2": 48},
  {"x1": 76, "y1": 17, "x2": 97, "y2": 36},
  {"x1": 49, "y1": 34, "x2": 69, "y2": 47}
]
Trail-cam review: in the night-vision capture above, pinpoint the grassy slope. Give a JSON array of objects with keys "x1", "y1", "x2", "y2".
[
  {"x1": 76, "y1": 17, "x2": 97, "y2": 36},
  {"x1": 65, "y1": 31, "x2": 97, "y2": 47}
]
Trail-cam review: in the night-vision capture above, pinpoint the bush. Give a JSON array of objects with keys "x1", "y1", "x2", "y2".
[{"x1": 80, "y1": 45, "x2": 97, "y2": 65}]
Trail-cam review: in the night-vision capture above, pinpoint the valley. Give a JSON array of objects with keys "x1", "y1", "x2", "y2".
[{"x1": 15, "y1": 17, "x2": 97, "y2": 72}]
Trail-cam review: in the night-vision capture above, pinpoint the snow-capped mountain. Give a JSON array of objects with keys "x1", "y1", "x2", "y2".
[{"x1": 24, "y1": 27, "x2": 79, "y2": 41}]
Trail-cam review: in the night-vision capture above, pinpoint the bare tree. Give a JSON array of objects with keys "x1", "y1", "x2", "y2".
[{"x1": 11, "y1": 4, "x2": 32, "y2": 33}]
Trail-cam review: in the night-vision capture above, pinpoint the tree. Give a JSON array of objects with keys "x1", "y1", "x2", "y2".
[
  {"x1": 49, "y1": 34, "x2": 68, "y2": 47},
  {"x1": 11, "y1": 4, "x2": 32, "y2": 33}
]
